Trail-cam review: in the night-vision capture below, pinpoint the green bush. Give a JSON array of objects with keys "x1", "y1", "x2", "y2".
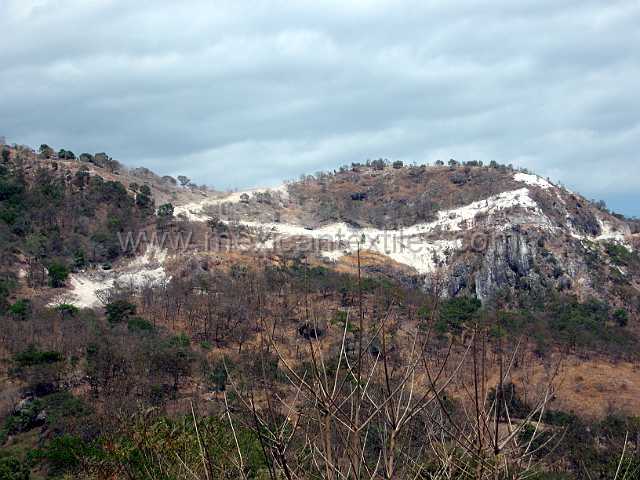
[
  {"x1": 104, "y1": 416, "x2": 267, "y2": 479},
  {"x1": 207, "y1": 359, "x2": 228, "y2": 392},
  {"x1": 613, "y1": 308, "x2": 629, "y2": 327},
  {"x1": 105, "y1": 300, "x2": 136, "y2": 324},
  {"x1": 0, "y1": 147, "x2": 10, "y2": 164},
  {"x1": 14, "y1": 346, "x2": 63, "y2": 367},
  {"x1": 169, "y1": 333, "x2": 191, "y2": 348},
  {"x1": 0, "y1": 455, "x2": 30, "y2": 480},
  {"x1": 605, "y1": 242, "x2": 638, "y2": 267},
  {"x1": 0, "y1": 392, "x2": 87, "y2": 447},
  {"x1": 156, "y1": 203, "x2": 174, "y2": 218},
  {"x1": 0, "y1": 400, "x2": 43, "y2": 442},
  {"x1": 437, "y1": 297, "x2": 481, "y2": 333},
  {"x1": 54, "y1": 303, "x2": 79, "y2": 318},
  {"x1": 9, "y1": 299, "x2": 30, "y2": 320},
  {"x1": 127, "y1": 316, "x2": 155, "y2": 333},
  {"x1": 30, "y1": 435, "x2": 92, "y2": 475},
  {"x1": 47, "y1": 262, "x2": 69, "y2": 288}
]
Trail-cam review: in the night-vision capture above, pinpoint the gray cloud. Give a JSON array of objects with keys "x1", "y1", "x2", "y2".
[{"x1": 1, "y1": 0, "x2": 639, "y2": 216}]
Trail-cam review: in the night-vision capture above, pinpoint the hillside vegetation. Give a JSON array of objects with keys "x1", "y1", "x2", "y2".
[{"x1": 1, "y1": 144, "x2": 639, "y2": 479}]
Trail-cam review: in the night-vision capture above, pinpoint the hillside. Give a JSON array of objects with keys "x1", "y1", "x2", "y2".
[
  {"x1": 1, "y1": 145, "x2": 640, "y2": 479},
  {"x1": 171, "y1": 160, "x2": 638, "y2": 306}
]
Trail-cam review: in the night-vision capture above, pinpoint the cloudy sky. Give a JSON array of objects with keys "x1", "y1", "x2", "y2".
[{"x1": 1, "y1": 0, "x2": 639, "y2": 216}]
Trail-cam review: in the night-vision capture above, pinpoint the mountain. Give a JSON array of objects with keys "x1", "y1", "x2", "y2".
[
  {"x1": 170, "y1": 160, "x2": 639, "y2": 306},
  {"x1": 1, "y1": 144, "x2": 640, "y2": 479}
]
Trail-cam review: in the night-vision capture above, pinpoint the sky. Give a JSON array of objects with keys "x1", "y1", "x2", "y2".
[{"x1": 1, "y1": 0, "x2": 639, "y2": 217}]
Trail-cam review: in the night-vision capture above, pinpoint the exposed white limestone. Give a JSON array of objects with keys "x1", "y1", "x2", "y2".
[
  {"x1": 514, "y1": 172, "x2": 553, "y2": 189},
  {"x1": 49, "y1": 245, "x2": 170, "y2": 308},
  {"x1": 595, "y1": 218, "x2": 629, "y2": 244},
  {"x1": 174, "y1": 184, "x2": 289, "y2": 221},
  {"x1": 227, "y1": 188, "x2": 544, "y2": 274}
]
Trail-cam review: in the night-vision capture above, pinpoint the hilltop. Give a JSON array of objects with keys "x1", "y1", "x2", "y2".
[{"x1": 170, "y1": 159, "x2": 638, "y2": 306}]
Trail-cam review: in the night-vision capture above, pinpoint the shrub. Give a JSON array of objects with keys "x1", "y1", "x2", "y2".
[
  {"x1": 517, "y1": 423, "x2": 554, "y2": 458},
  {"x1": 47, "y1": 262, "x2": 69, "y2": 288},
  {"x1": 105, "y1": 300, "x2": 136, "y2": 324},
  {"x1": 0, "y1": 400, "x2": 44, "y2": 442},
  {"x1": 157, "y1": 203, "x2": 174, "y2": 218},
  {"x1": 169, "y1": 333, "x2": 191, "y2": 348},
  {"x1": 613, "y1": 308, "x2": 629, "y2": 327},
  {"x1": 371, "y1": 159, "x2": 386, "y2": 170},
  {"x1": 605, "y1": 242, "x2": 637, "y2": 267},
  {"x1": 38, "y1": 144, "x2": 53, "y2": 158},
  {"x1": 417, "y1": 305, "x2": 430, "y2": 318},
  {"x1": 487, "y1": 382, "x2": 531, "y2": 419},
  {"x1": 127, "y1": 316, "x2": 154, "y2": 333},
  {"x1": 208, "y1": 359, "x2": 228, "y2": 392},
  {"x1": 9, "y1": 299, "x2": 30, "y2": 320},
  {"x1": 30, "y1": 435, "x2": 94, "y2": 475},
  {"x1": 437, "y1": 297, "x2": 481, "y2": 333},
  {"x1": 54, "y1": 303, "x2": 78, "y2": 318},
  {"x1": 14, "y1": 346, "x2": 63, "y2": 367},
  {"x1": 136, "y1": 194, "x2": 152, "y2": 209},
  {"x1": 57, "y1": 149, "x2": 75, "y2": 160},
  {"x1": 550, "y1": 297, "x2": 615, "y2": 348},
  {"x1": 0, "y1": 148, "x2": 9, "y2": 164},
  {"x1": 449, "y1": 171, "x2": 467, "y2": 185},
  {"x1": 0, "y1": 455, "x2": 30, "y2": 480}
]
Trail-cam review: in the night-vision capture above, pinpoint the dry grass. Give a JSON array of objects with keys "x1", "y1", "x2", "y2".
[{"x1": 505, "y1": 355, "x2": 640, "y2": 418}]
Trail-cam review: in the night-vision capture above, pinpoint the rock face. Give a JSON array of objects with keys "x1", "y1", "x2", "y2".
[{"x1": 475, "y1": 230, "x2": 536, "y2": 301}]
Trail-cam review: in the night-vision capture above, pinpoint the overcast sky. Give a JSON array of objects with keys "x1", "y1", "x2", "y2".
[{"x1": 1, "y1": 0, "x2": 639, "y2": 216}]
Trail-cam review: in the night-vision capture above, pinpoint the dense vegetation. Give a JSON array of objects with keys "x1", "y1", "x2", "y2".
[{"x1": 0, "y1": 151, "x2": 154, "y2": 312}]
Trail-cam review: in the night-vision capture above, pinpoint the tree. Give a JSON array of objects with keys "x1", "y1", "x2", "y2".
[
  {"x1": 9, "y1": 299, "x2": 31, "y2": 320},
  {"x1": 208, "y1": 358, "x2": 228, "y2": 392},
  {"x1": 371, "y1": 158, "x2": 386, "y2": 170},
  {"x1": 105, "y1": 300, "x2": 136, "y2": 324},
  {"x1": 177, "y1": 175, "x2": 190, "y2": 187},
  {"x1": 78, "y1": 153, "x2": 94, "y2": 163},
  {"x1": 39, "y1": 144, "x2": 54, "y2": 158},
  {"x1": 58, "y1": 149, "x2": 75, "y2": 160},
  {"x1": 73, "y1": 168, "x2": 90, "y2": 189},
  {"x1": 103, "y1": 158, "x2": 121, "y2": 173},
  {"x1": 93, "y1": 152, "x2": 109, "y2": 167},
  {"x1": 613, "y1": 308, "x2": 629, "y2": 327},
  {"x1": 157, "y1": 203, "x2": 174, "y2": 218},
  {"x1": 392, "y1": 160, "x2": 403, "y2": 169},
  {"x1": 161, "y1": 175, "x2": 177, "y2": 186},
  {"x1": 153, "y1": 337, "x2": 195, "y2": 394},
  {"x1": 437, "y1": 296, "x2": 481, "y2": 333},
  {"x1": 136, "y1": 185, "x2": 153, "y2": 210},
  {"x1": 55, "y1": 303, "x2": 79, "y2": 320},
  {"x1": 1, "y1": 147, "x2": 9, "y2": 163},
  {"x1": 48, "y1": 262, "x2": 69, "y2": 288}
]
